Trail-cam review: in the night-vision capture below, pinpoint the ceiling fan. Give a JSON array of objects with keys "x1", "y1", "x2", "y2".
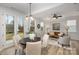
[{"x1": 52, "y1": 13, "x2": 62, "y2": 19}]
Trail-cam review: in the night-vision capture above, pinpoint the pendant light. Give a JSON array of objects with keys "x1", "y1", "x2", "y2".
[
  {"x1": 26, "y1": 3, "x2": 34, "y2": 21},
  {"x1": 29, "y1": 3, "x2": 34, "y2": 21}
]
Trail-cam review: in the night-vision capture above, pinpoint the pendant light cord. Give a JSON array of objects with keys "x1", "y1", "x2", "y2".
[{"x1": 29, "y1": 3, "x2": 32, "y2": 16}]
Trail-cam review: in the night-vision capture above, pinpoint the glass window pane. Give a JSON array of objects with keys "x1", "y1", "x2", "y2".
[
  {"x1": 6, "y1": 16, "x2": 14, "y2": 40},
  {"x1": 18, "y1": 16, "x2": 24, "y2": 38},
  {"x1": 67, "y1": 20, "x2": 76, "y2": 26},
  {"x1": 67, "y1": 20, "x2": 76, "y2": 32}
]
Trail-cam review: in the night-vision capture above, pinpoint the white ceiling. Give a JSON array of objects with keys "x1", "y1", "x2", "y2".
[
  {"x1": 0, "y1": 3, "x2": 79, "y2": 18},
  {"x1": 0, "y1": 3, "x2": 63, "y2": 15},
  {"x1": 33, "y1": 3, "x2": 79, "y2": 18}
]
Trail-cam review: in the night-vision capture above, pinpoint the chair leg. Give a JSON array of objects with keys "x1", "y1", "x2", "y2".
[{"x1": 15, "y1": 49, "x2": 17, "y2": 55}]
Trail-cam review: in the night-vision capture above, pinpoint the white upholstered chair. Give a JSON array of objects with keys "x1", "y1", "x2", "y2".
[
  {"x1": 13, "y1": 35, "x2": 22, "y2": 54},
  {"x1": 26, "y1": 41, "x2": 41, "y2": 55},
  {"x1": 42, "y1": 34, "x2": 49, "y2": 48},
  {"x1": 58, "y1": 35, "x2": 70, "y2": 46}
]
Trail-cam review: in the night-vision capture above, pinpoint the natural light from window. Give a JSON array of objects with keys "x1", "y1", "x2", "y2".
[
  {"x1": 18, "y1": 16, "x2": 24, "y2": 38},
  {"x1": 6, "y1": 16, "x2": 14, "y2": 40},
  {"x1": 67, "y1": 20, "x2": 76, "y2": 32}
]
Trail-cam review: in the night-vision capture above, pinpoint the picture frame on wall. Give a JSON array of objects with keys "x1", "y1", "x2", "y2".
[
  {"x1": 53, "y1": 23, "x2": 60, "y2": 30},
  {"x1": 37, "y1": 24, "x2": 40, "y2": 29}
]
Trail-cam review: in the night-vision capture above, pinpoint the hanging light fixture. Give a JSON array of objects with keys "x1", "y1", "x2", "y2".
[
  {"x1": 26, "y1": 3, "x2": 34, "y2": 21},
  {"x1": 26, "y1": 16, "x2": 28, "y2": 20},
  {"x1": 29, "y1": 3, "x2": 34, "y2": 21}
]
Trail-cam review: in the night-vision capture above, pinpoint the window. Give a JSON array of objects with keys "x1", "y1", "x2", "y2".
[
  {"x1": 6, "y1": 16, "x2": 14, "y2": 40},
  {"x1": 18, "y1": 16, "x2": 24, "y2": 38},
  {"x1": 67, "y1": 20, "x2": 76, "y2": 32}
]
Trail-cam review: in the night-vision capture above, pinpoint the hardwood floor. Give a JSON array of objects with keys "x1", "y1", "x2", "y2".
[
  {"x1": 0, "y1": 39, "x2": 79, "y2": 55},
  {"x1": 0, "y1": 46, "x2": 15, "y2": 55},
  {"x1": 70, "y1": 40, "x2": 79, "y2": 55}
]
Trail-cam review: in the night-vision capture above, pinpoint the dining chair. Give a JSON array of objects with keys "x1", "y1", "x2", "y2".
[
  {"x1": 25, "y1": 41, "x2": 41, "y2": 55},
  {"x1": 13, "y1": 34, "x2": 22, "y2": 54},
  {"x1": 57, "y1": 35, "x2": 70, "y2": 47},
  {"x1": 42, "y1": 34, "x2": 49, "y2": 48}
]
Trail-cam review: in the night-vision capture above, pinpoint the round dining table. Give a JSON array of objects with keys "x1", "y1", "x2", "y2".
[{"x1": 19, "y1": 37, "x2": 41, "y2": 49}]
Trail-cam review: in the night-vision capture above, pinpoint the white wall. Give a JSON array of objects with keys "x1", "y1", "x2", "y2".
[
  {"x1": 33, "y1": 4, "x2": 79, "y2": 40},
  {"x1": 43, "y1": 16, "x2": 79, "y2": 40},
  {"x1": 63, "y1": 16, "x2": 79, "y2": 40}
]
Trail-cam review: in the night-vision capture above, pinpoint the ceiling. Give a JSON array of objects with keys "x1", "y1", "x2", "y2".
[
  {"x1": 33, "y1": 3, "x2": 79, "y2": 18},
  {"x1": 0, "y1": 3, "x2": 63, "y2": 15},
  {"x1": 0, "y1": 3, "x2": 79, "y2": 18}
]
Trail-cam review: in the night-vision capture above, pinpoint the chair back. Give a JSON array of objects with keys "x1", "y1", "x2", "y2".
[
  {"x1": 13, "y1": 35, "x2": 22, "y2": 54},
  {"x1": 58, "y1": 35, "x2": 70, "y2": 46},
  {"x1": 26, "y1": 41, "x2": 41, "y2": 55},
  {"x1": 13, "y1": 35, "x2": 21, "y2": 45},
  {"x1": 42, "y1": 34, "x2": 49, "y2": 47}
]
